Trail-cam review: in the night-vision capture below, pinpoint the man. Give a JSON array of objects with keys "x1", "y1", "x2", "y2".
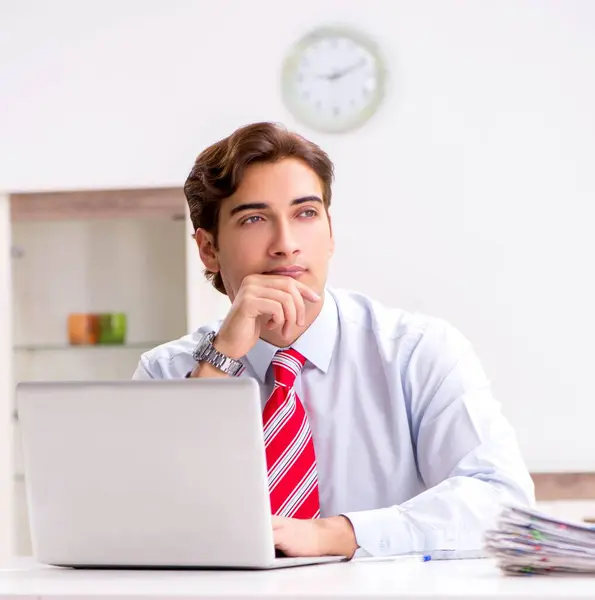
[{"x1": 133, "y1": 122, "x2": 534, "y2": 559}]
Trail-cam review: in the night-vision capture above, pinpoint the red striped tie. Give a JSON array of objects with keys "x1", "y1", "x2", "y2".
[{"x1": 262, "y1": 348, "x2": 320, "y2": 519}]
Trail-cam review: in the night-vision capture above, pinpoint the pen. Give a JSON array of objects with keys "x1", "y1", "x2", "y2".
[
  {"x1": 353, "y1": 554, "x2": 421, "y2": 562},
  {"x1": 422, "y1": 549, "x2": 488, "y2": 561}
]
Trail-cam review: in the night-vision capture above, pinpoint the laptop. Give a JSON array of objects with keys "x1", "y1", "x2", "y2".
[{"x1": 16, "y1": 379, "x2": 346, "y2": 569}]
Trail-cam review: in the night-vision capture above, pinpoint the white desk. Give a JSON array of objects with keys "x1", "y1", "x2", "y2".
[{"x1": 0, "y1": 556, "x2": 591, "y2": 599}]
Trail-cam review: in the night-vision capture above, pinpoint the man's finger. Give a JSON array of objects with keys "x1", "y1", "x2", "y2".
[
  {"x1": 260, "y1": 275, "x2": 320, "y2": 303},
  {"x1": 292, "y1": 280, "x2": 321, "y2": 303},
  {"x1": 271, "y1": 515, "x2": 286, "y2": 529}
]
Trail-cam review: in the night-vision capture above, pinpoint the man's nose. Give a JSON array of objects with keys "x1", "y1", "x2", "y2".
[{"x1": 270, "y1": 221, "x2": 301, "y2": 256}]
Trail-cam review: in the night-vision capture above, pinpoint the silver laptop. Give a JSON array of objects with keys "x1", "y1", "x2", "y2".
[{"x1": 16, "y1": 379, "x2": 346, "y2": 569}]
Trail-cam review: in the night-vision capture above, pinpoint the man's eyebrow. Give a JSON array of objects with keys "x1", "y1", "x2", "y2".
[{"x1": 229, "y1": 195, "x2": 323, "y2": 217}]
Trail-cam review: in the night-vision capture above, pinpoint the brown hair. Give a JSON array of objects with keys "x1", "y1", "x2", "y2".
[{"x1": 183, "y1": 122, "x2": 334, "y2": 295}]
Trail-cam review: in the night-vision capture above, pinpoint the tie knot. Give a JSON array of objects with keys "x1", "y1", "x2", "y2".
[{"x1": 271, "y1": 348, "x2": 305, "y2": 388}]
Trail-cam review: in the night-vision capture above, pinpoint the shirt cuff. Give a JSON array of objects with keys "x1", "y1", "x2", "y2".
[{"x1": 341, "y1": 507, "x2": 412, "y2": 557}]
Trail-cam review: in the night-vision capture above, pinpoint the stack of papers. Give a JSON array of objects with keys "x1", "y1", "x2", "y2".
[{"x1": 485, "y1": 505, "x2": 595, "y2": 575}]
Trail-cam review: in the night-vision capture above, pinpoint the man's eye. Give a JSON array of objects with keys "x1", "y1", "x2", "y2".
[
  {"x1": 300, "y1": 209, "x2": 317, "y2": 218},
  {"x1": 241, "y1": 215, "x2": 263, "y2": 225}
]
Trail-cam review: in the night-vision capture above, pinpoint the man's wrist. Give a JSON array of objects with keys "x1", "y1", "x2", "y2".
[
  {"x1": 188, "y1": 332, "x2": 245, "y2": 378},
  {"x1": 211, "y1": 334, "x2": 243, "y2": 360},
  {"x1": 319, "y1": 516, "x2": 358, "y2": 558},
  {"x1": 188, "y1": 334, "x2": 234, "y2": 378}
]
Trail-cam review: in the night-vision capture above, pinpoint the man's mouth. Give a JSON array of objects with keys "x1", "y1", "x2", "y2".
[{"x1": 264, "y1": 266, "x2": 307, "y2": 277}]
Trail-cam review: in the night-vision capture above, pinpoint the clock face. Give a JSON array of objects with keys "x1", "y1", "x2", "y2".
[{"x1": 281, "y1": 27, "x2": 386, "y2": 133}]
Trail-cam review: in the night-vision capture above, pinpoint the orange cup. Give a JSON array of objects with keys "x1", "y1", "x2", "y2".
[{"x1": 67, "y1": 313, "x2": 99, "y2": 345}]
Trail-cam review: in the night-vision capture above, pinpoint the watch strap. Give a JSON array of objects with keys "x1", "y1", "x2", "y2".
[{"x1": 192, "y1": 331, "x2": 245, "y2": 377}]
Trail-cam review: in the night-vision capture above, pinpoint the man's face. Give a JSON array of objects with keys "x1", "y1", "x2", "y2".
[{"x1": 198, "y1": 158, "x2": 334, "y2": 302}]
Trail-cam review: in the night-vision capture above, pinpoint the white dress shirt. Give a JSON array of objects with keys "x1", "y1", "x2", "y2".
[{"x1": 132, "y1": 287, "x2": 535, "y2": 557}]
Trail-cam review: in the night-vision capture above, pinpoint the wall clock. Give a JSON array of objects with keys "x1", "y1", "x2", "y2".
[{"x1": 281, "y1": 26, "x2": 387, "y2": 133}]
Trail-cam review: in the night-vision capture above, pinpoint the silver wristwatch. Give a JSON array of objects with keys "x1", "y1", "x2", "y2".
[{"x1": 192, "y1": 331, "x2": 245, "y2": 376}]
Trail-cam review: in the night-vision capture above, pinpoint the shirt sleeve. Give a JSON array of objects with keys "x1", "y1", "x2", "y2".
[
  {"x1": 132, "y1": 355, "x2": 155, "y2": 380},
  {"x1": 342, "y1": 320, "x2": 535, "y2": 557}
]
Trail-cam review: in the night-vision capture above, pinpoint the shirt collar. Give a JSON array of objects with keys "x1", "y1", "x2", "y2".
[{"x1": 243, "y1": 288, "x2": 339, "y2": 383}]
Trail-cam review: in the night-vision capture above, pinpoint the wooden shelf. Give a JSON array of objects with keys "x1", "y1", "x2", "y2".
[{"x1": 10, "y1": 187, "x2": 186, "y2": 221}]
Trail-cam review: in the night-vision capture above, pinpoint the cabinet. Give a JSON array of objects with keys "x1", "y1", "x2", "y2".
[{"x1": 8, "y1": 188, "x2": 189, "y2": 554}]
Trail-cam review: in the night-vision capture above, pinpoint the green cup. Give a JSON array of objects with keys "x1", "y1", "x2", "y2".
[{"x1": 98, "y1": 313, "x2": 127, "y2": 345}]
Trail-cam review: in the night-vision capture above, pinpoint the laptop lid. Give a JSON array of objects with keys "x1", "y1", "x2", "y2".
[{"x1": 16, "y1": 378, "x2": 277, "y2": 568}]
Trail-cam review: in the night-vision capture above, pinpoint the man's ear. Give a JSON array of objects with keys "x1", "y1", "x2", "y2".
[
  {"x1": 328, "y1": 214, "x2": 335, "y2": 257},
  {"x1": 195, "y1": 229, "x2": 220, "y2": 273}
]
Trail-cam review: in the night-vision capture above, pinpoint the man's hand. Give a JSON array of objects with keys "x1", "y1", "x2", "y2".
[
  {"x1": 272, "y1": 515, "x2": 358, "y2": 559},
  {"x1": 214, "y1": 274, "x2": 321, "y2": 359}
]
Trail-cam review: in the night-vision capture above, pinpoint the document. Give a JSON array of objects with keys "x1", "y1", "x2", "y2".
[{"x1": 485, "y1": 504, "x2": 595, "y2": 575}]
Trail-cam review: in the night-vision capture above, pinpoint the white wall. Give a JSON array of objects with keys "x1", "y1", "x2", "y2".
[{"x1": 1, "y1": 0, "x2": 595, "y2": 473}]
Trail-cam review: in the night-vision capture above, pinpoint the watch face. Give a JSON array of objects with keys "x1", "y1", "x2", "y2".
[
  {"x1": 281, "y1": 26, "x2": 386, "y2": 133},
  {"x1": 193, "y1": 332, "x2": 213, "y2": 360}
]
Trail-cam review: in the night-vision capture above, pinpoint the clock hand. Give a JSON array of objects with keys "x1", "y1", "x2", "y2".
[{"x1": 318, "y1": 57, "x2": 367, "y2": 81}]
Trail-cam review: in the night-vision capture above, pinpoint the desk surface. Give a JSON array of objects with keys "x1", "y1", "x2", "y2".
[{"x1": 0, "y1": 556, "x2": 593, "y2": 600}]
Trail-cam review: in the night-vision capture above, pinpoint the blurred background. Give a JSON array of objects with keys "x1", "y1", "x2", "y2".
[{"x1": 1, "y1": 0, "x2": 594, "y2": 557}]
